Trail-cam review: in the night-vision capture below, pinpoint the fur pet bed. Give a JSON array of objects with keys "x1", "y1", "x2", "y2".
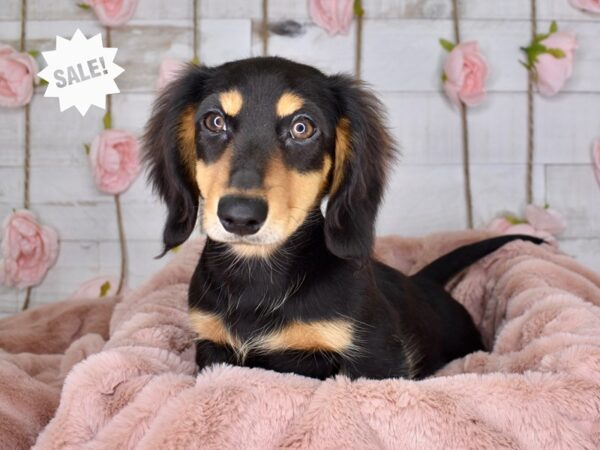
[{"x1": 1, "y1": 231, "x2": 600, "y2": 449}]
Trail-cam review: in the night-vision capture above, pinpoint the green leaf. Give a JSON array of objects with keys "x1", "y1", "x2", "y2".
[
  {"x1": 353, "y1": 0, "x2": 365, "y2": 17},
  {"x1": 533, "y1": 32, "x2": 550, "y2": 44},
  {"x1": 549, "y1": 21, "x2": 558, "y2": 34},
  {"x1": 99, "y1": 281, "x2": 111, "y2": 297},
  {"x1": 544, "y1": 202, "x2": 550, "y2": 209},
  {"x1": 39, "y1": 79, "x2": 49, "y2": 86},
  {"x1": 439, "y1": 38, "x2": 455, "y2": 52},
  {"x1": 519, "y1": 60, "x2": 531, "y2": 70},
  {"x1": 27, "y1": 49, "x2": 40, "y2": 58},
  {"x1": 546, "y1": 48, "x2": 566, "y2": 59},
  {"x1": 171, "y1": 245, "x2": 181, "y2": 254},
  {"x1": 103, "y1": 111, "x2": 112, "y2": 130},
  {"x1": 84, "y1": 143, "x2": 91, "y2": 155},
  {"x1": 505, "y1": 214, "x2": 527, "y2": 225},
  {"x1": 441, "y1": 72, "x2": 448, "y2": 82},
  {"x1": 191, "y1": 55, "x2": 200, "y2": 65},
  {"x1": 77, "y1": 3, "x2": 91, "y2": 10}
]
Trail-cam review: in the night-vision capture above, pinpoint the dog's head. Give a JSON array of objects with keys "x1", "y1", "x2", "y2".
[{"x1": 144, "y1": 57, "x2": 395, "y2": 261}]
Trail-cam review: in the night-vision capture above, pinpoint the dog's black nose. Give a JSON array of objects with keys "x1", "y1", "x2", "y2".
[{"x1": 217, "y1": 196, "x2": 268, "y2": 236}]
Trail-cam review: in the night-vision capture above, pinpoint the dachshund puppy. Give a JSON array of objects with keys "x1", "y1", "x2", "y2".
[{"x1": 144, "y1": 57, "x2": 541, "y2": 380}]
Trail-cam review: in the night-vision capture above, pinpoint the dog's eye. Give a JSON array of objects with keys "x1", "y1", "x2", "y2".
[
  {"x1": 290, "y1": 117, "x2": 315, "y2": 140},
  {"x1": 204, "y1": 112, "x2": 227, "y2": 133}
]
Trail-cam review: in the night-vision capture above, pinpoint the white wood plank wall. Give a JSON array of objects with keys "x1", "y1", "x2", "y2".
[{"x1": 0, "y1": 0, "x2": 599, "y2": 315}]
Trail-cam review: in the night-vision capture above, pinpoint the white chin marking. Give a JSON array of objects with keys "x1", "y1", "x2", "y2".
[{"x1": 206, "y1": 224, "x2": 283, "y2": 248}]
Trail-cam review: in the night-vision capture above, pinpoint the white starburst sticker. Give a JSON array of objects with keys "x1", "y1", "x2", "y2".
[{"x1": 38, "y1": 29, "x2": 124, "y2": 116}]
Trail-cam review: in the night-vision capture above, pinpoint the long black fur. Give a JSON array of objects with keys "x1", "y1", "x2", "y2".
[{"x1": 143, "y1": 57, "x2": 544, "y2": 380}]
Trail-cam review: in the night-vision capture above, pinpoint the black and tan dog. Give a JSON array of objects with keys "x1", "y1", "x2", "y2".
[{"x1": 144, "y1": 57, "x2": 541, "y2": 380}]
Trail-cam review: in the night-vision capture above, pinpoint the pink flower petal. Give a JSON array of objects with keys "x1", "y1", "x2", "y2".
[
  {"x1": 0, "y1": 210, "x2": 59, "y2": 289},
  {"x1": 524, "y1": 204, "x2": 567, "y2": 236},
  {"x1": 89, "y1": 129, "x2": 140, "y2": 195},
  {"x1": 442, "y1": 41, "x2": 489, "y2": 107},
  {"x1": 84, "y1": 0, "x2": 138, "y2": 27},
  {"x1": 535, "y1": 31, "x2": 577, "y2": 97},
  {"x1": 309, "y1": 0, "x2": 354, "y2": 36}
]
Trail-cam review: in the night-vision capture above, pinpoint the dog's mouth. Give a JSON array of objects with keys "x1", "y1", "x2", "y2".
[{"x1": 205, "y1": 219, "x2": 285, "y2": 256}]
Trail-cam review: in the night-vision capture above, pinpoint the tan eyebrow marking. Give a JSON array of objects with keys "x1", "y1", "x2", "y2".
[
  {"x1": 276, "y1": 92, "x2": 304, "y2": 118},
  {"x1": 219, "y1": 89, "x2": 243, "y2": 116}
]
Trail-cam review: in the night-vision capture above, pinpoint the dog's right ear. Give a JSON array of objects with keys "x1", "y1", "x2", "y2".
[{"x1": 143, "y1": 65, "x2": 212, "y2": 256}]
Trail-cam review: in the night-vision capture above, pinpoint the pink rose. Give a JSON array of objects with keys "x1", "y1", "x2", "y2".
[
  {"x1": 592, "y1": 138, "x2": 600, "y2": 186},
  {"x1": 70, "y1": 275, "x2": 127, "y2": 298},
  {"x1": 309, "y1": 0, "x2": 354, "y2": 36},
  {"x1": 0, "y1": 44, "x2": 38, "y2": 108},
  {"x1": 535, "y1": 31, "x2": 577, "y2": 96},
  {"x1": 83, "y1": 0, "x2": 138, "y2": 27},
  {"x1": 0, "y1": 210, "x2": 59, "y2": 289},
  {"x1": 524, "y1": 204, "x2": 567, "y2": 236},
  {"x1": 90, "y1": 129, "x2": 140, "y2": 194},
  {"x1": 486, "y1": 217, "x2": 513, "y2": 233},
  {"x1": 156, "y1": 58, "x2": 187, "y2": 91},
  {"x1": 443, "y1": 41, "x2": 489, "y2": 107},
  {"x1": 569, "y1": 0, "x2": 600, "y2": 13}
]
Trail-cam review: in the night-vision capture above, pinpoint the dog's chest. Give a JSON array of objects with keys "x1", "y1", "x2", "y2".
[{"x1": 189, "y1": 307, "x2": 357, "y2": 362}]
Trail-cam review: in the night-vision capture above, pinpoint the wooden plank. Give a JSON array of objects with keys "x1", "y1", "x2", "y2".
[
  {"x1": 0, "y1": 287, "x2": 18, "y2": 314},
  {"x1": 113, "y1": 20, "x2": 252, "y2": 93},
  {"x1": 470, "y1": 163, "x2": 546, "y2": 227},
  {"x1": 361, "y1": 0, "x2": 596, "y2": 21},
  {"x1": 0, "y1": 240, "x2": 99, "y2": 310},
  {"x1": 0, "y1": 0, "x2": 20, "y2": 21},
  {"x1": 558, "y1": 238, "x2": 600, "y2": 272},
  {"x1": 0, "y1": 106, "x2": 24, "y2": 167},
  {"x1": 468, "y1": 92, "x2": 528, "y2": 164},
  {"x1": 268, "y1": 0, "x2": 311, "y2": 20},
  {"x1": 362, "y1": 19, "x2": 454, "y2": 92},
  {"x1": 30, "y1": 94, "x2": 104, "y2": 167},
  {"x1": 112, "y1": 93, "x2": 155, "y2": 133},
  {"x1": 363, "y1": 19, "x2": 598, "y2": 93},
  {"x1": 536, "y1": 93, "x2": 600, "y2": 164},
  {"x1": 253, "y1": 21, "x2": 356, "y2": 75},
  {"x1": 11, "y1": 19, "x2": 105, "y2": 46},
  {"x1": 25, "y1": 240, "x2": 100, "y2": 304},
  {"x1": 199, "y1": 0, "x2": 261, "y2": 20},
  {"x1": 376, "y1": 164, "x2": 467, "y2": 235},
  {"x1": 364, "y1": 92, "x2": 599, "y2": 166},
  {"x1": 31, "y1": 201, "x2": 166, "y2": 241},
  {"x1": 545, "y1": 164, "x2": 600, "y2": 239},
  {"x1": 0, "y1": 169, "x2": 23, "y2": 204},
  {"x1": 98, "y1": 239, "x2": 175, "y2": 288},
  {"x1": 382, "y1": 92, "x2": 462, "y2": 164},
  {"x1": 2, "y1": 0, "x2": 596, "y2": 22}
]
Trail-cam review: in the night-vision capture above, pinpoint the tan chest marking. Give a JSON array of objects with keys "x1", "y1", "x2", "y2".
[
  {"x1": 260, "y1": 320, "x2": 355, "y2": 353},
  {"x1": 189, "y1": 309, "x2": 356, "y2": 360}
]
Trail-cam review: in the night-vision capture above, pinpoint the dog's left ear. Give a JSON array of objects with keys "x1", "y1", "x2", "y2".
[
  {"x1": 325, "y1": 75, "x2": 396, "y2": 262},
  {"x1": 143, "y1": 65, "x2": 212, "y2": 256}
]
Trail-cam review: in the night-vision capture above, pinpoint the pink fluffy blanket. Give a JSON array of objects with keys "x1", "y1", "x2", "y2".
[{"x1": 1, "y1": 231, "x2": 600, "y2": 449}]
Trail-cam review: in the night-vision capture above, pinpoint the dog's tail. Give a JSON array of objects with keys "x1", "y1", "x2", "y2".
[{"x1": 414, "y1": 235, "x2": 544, "y2": 285}]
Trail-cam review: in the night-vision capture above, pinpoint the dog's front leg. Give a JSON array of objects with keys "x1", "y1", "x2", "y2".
[{"x1": 195, "y1": 340, "x2": 236, "y2": 371}]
